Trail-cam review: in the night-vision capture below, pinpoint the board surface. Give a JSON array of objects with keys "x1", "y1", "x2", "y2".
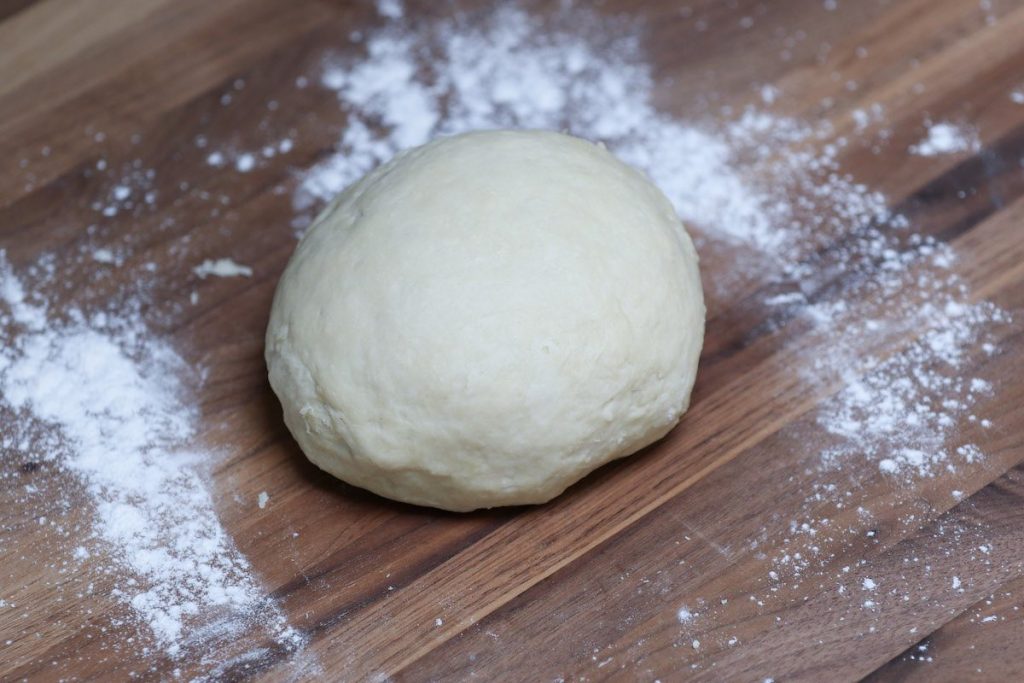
[{"x1": 1, "y1": 0, "x2": 1023, "y2": 680}]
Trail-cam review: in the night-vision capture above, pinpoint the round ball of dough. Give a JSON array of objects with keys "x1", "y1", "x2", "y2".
[{"x1": 266, "y1": 130, "x2": 704, "y2": 512}]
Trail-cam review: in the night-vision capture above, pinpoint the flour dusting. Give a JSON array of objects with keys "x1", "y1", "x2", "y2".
[{"x1": 0, "y1": 253, "x2": 300, "y2": 660}]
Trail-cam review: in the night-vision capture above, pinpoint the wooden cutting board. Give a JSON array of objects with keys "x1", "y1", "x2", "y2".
[{"x1": 1, "y1": 0, "x2": 1023, "y2": 680}]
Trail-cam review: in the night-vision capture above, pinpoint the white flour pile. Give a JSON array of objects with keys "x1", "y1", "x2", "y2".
[{"x1": 0, "y1": 253, "x2": 300, "y2": 660}]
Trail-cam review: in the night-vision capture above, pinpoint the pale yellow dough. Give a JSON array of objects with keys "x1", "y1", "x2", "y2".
[{"x1": 266, "y1": 130, "x2": 705, "y2": 511}]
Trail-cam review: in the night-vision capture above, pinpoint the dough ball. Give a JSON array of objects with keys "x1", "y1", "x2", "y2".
[{"x1": 266, "y1": 130, "x2": 704, "y2": 512}]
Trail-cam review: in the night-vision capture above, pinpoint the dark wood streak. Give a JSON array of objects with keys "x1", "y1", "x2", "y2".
[
  {"x1": 862, "y1": 472, "x2": 1024, "y2": 683},
  {"x1": 897, "y1": 121, "x2": 1024, "y2": 242},
  {"x1": 299, "y1": 515, "x2": 508, "y2": 633},
  {"x1": 0, "y1": 0, "x2": 35, "y2": 23}
]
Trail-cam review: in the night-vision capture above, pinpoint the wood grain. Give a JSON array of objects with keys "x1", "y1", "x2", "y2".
[{"x1": 1, "y1": 0, "x2": 1023, "y2": 680}]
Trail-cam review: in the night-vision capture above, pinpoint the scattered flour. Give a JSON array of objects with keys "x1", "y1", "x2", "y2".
[
  {"x1": 0, "y1": 253, "x2": 300, "y2": 658},
  {"x1": 90, "y1": 164, "x2": 157, "y2": 218},
  {"x1": 193, "y1": 258, "x2": 254, "y2": 279},
  {"x1": 207, "y1": 141, "x2": 293, "y2": 173},
  {"x1": 816, "y1": 298, "x2": 1004, "y2": 477}
]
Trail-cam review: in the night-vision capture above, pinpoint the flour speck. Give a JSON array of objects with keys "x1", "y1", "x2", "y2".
[
  {"x1": 193, "y1": 258, "x2": 254, "y2": 279},
  {"x1": 909, "y1": 122, "x2": 981, "y2": 156}
]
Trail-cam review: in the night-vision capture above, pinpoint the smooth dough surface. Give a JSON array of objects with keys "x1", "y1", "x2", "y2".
[{"x1": 266, "y1": 130, "x2": 705, "y2": 512}]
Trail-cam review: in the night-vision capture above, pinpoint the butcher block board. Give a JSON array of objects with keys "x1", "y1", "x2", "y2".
[{"x1": 2, "y1": 0, "x2": 1024, "y2": 680}]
